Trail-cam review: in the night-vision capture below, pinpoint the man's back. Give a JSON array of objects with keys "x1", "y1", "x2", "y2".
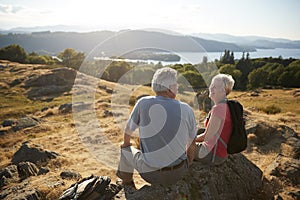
[{"x1": 128, "y1": 96, "x2": 196, "y2": 168}]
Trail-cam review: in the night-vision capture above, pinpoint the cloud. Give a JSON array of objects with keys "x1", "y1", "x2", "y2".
[{"x1": 0, "y1": 4, "x2": 24, "y2": 14}]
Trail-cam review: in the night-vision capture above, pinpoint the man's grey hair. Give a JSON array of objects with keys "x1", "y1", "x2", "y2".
[
  {"x1": 151, "y1": 67, "x2": 177, "y2": 93},
  {"x1": 212, "y1": 73, "x2": 235, "y2": 95}
]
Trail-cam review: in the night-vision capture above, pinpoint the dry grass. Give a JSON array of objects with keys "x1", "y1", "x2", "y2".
[
  {"x1": 1, "y1": 61, "x2": 299, "y2": 198},
  {"x1": 229, "y1": 89, "x2": 300, "y2": 115}
]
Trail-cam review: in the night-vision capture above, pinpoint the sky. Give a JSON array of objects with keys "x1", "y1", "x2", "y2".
[{"x1": 0, "y1": 0, "x2": 300, "y2": 40}]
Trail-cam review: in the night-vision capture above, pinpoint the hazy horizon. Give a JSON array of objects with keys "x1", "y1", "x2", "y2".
[{"x1": 0, "y1": 0, "x2": 300, "y2": 40}]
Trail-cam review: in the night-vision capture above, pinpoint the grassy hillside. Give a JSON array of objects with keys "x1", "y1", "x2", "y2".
[{"x1": 0, "y1": 60, "x2": 299, "y2": 199}]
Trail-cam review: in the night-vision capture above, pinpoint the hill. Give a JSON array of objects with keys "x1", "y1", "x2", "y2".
[
  {"x1": 0, "y1": 60, "x2": 299, "y2": 199},
  {"x1": 0, "y1": 30, "x2": 255, "y2": 56},
  {"x1": 192, "y1": 33, "x2": 300, "y2": 49}
]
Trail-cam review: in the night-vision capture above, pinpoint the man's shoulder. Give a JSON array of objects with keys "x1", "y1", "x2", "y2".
[{"x1": 178, "y1": 101, "x2": 193, "y2": 112}]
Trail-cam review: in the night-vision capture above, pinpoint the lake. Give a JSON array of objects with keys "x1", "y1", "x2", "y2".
[
  {"x1": 94, "y1": 48, "x2": 300, "y2": 65},
  {"x1": 172, "y1": 48, "x2": 300, "y2": 65}
]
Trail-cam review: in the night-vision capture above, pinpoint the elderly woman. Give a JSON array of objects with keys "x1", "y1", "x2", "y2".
[{"x1": 193, "y1": 73, "x2": 235, "y2": 165}]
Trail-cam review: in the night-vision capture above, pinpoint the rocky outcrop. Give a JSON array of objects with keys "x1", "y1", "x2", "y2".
[
  {"x1": 25, "y1": 67, "x2": 76, "y2": 100},
  {"x1": 0, "y1": 183, "x2": 43, "y2": 200},
  {"x1": 0, "y1": 162, "x2": 40, "y2": 189},
  {"x1": 121, "y1": 154, "x2": 263, "y2": 200},
  {"x1": 59, "y1": 154, "x2": 263, "y2": 200},
  {"x1": 248, "y1": 122, "x2": 300, "y2": 199},
  {"x1": 12, "y1": 142, "x2": 59, "y2": 165}
]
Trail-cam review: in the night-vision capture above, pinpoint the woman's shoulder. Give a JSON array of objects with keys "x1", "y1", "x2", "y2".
[{"x1": 211, "y1": 103, "x2": 228, "y2": 117}]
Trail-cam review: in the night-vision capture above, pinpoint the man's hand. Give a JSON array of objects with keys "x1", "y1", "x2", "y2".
[
  {"x1": 120, "y1": 142, "x2": 132, "y2": 148},
  {"x1": 186, "y1": 139, "x2": 196, "y2": 165},
  {"x1": 121, "y1": 133, "x2": 132, "y2": 148},
  {"x1": 195, "y1": 133, "x2": 205, "y2": 142}
]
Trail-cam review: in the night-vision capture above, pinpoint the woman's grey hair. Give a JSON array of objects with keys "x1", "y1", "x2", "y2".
[
  {"x1": 151, "y1": 67, "x2": 177, "y2": 93},
  {"x1": 212, "y1": 73, "x2": 235, "y2": 95}
]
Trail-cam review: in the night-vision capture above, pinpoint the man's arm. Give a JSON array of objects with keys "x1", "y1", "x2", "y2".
[
  {"x1": 121, "y1": 125, "x2": 133, "y2": 148},
  {"x1": 186, "y1": 138, "x2": 196, "y2": 165}
]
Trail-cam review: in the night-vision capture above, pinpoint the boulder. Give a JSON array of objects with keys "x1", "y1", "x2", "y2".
[
  {"x1": 25, "y1": 67, "x2": 76, "y2": 100},
  {"x1": 58, "y1": 103, "x2": 72, "y2": 114},
  {"x1": 0, "y1": 165, "x2": 18, "y2": 188},
  {"x1": 121, "y1": 154, "x2": 263, "y2": 200},
  {"x1": 17, "y1": 162, "x2": 39, "y2": 180},
  {"x1": 2, "y1": 119, "x2": 16, "y2": 127},
  {"x1": 12, "y1": 117, "x2": 39, "y2": 131},
  {"x1": 0, "y1": 186, "x2": 43, "y2": 200},
  {"x1": 11, "y1": 142, "x2": 59, "y2": 165},
  {"x1": 24, "y1": 68, "x2": 76, "y2": 88},
  {"x1": 38, "y1": 167, "x2": 50, "y2": 175}
]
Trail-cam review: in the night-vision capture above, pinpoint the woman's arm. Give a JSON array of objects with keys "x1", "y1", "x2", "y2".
[{"x1": 204, "y1": 114, "x2": 223, "y2": 141}]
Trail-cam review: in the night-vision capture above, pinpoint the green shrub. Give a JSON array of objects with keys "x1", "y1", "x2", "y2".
[{"x1": 261, "y1": 105, "x2": 281, "y2": 114}]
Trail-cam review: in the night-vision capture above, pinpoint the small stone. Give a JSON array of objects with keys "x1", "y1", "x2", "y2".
[{"x1": 60, "y1": 170, "x2": 81, "y2": 180}]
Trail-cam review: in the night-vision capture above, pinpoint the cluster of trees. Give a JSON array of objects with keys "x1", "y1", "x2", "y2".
[
  {"x1": 0, "y1": 44, "x2": 56, "y2": 64},
  {"x1": 0, "y1": 44, "x2": 85, "y2": 69},
  {"x1": 217, "y1": 50, "x2": 299, "y2": 89},
  {"x1": 98, "y1": 50, "x2": 300, "y2": 91},
  {"x1": 1, "y1": 44, "x2": 299, "y2": 90}
]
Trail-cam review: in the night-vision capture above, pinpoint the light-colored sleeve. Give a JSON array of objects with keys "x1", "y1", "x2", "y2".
[
  {"x1": 188, "y1": 107, "x2": 197, "y2": 140},
  {"x1": 126, "y1": 101, "x2": 140, "y2": 133}
]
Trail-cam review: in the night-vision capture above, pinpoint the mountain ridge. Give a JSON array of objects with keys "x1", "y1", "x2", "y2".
[{"x1": 1, "y1": 28, "x2": 300, "y2": 56}]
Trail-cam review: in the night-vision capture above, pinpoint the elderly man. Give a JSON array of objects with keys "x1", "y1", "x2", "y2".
[{"x1": 116, "y1": 67, "x2": 197, "y2": 188}]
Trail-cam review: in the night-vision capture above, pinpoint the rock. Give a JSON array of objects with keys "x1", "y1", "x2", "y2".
[
  {"x1": 38, "y1": 167, "x2": 50, "y2": 175},
  {"x1": 265, "y1": 155, "x2": 300, "y2": 186},
  {"x1": 122, "y1": 154, "x2": 263, "y2": 200},
  {"x1": 252, "y1": 123, "x2": 278, "y2": 145},
  {"x1": 72, "y1": 102, "x2": 92, "y2": 112},
  {"x1": 245, "y1": 122, "x2": 258, "y2": 134},
  {"x1": 0, "y1": 165, "x2": 18, "y2": 188},
  {"x1": 58, "y1": 103, "x2": 72, "y2": 114},
  {"x1": 27, "y1": 85, "x2": 72, "y2": 101},
  {"x1": 59, "y1": 175, "x2": 121, "y2": 200},
  {"x1": 2, "y1": 119, "x2": 16, "y2": 127},
  {"x1": 99, "y1": 85, "x2": 107, "y2": 90},
  {"x1": 24, "y1": 68, "x2": 76, "y2": 88},
  {"x1": 24, "y1": 67, "x2": 76, "y2": 100},
  {"x1": 60, "y1": 170, "x2": 81, "y2": 180},
  {"x1": 1, "y1": 186, "x2": 43, "y2": 200},
  {"x1": 0, "y1": 126, "x2": 12, "y2": 136},
  {"x1": 17, "y1": 162, "x2": 39, "y2": 180},
  {"x1": 106, "y1": 88, "x2": 113, "y2": 94},
  {"x1": 41, "y1": 107, "x2": 49, "y2": 112},
  {"x1": 12, "y1": 117, "x2": 39, "y2": 131},
  {"x1": 288, "y1": 190, "x2": 300, "y2": 199},
  {"x1": 103, "y1": 109, "x2": 113, "y2": 117},
  {"x1": 9, "y1": 78, "x2": 24, "y2": 87},
  {"x1": 12, "y1": 142, "x2": 59, "y2": 165}
]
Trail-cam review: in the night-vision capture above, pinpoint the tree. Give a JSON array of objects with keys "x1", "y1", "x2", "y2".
[
  {"x1": 260, "y1": 63, "x2": 284, "y2": 86},
  {"x1": 58, "y1": 48, "x2": 85, "y2": 69},
  {"x1": 179, "y1": 70, "x2": 206, "y2": 90},
  {"x1": 278, "y1": 60, "x2": 300, "y2": 87},
  {"x1": 247, "y1": 68, "x2": 268, "y2": 89},
  {"x1": 0, "y1": 44, "x2": 27, "y2": 63},
  {"x1": 103, "y1": 61, "x2": 133, "y2": 82},
  {"x1": 220, "y1": 50, "x2": 234, "y2": 65},
  {"x1": 219, "y1": 64, "x2": 242, "y2": 89}
]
